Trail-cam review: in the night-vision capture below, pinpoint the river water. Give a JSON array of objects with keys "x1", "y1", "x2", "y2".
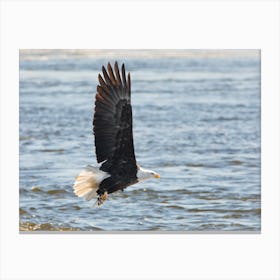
[{"x1": 19, "y1": 50, "x2": 261, "y2": 232}]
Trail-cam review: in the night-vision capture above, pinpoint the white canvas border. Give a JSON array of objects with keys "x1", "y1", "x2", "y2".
[{"x1": 1, "y1": 1, "x2": 279, "y2": 280}]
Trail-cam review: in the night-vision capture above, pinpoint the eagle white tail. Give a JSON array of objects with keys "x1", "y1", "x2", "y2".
[{"x1": 73, "y1": 166, "x2": 110, "y2": 201}]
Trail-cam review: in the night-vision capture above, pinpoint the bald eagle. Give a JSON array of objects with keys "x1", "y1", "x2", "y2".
[{"x1": 73, "y1": 62, "x2": 160, "y2": 205}]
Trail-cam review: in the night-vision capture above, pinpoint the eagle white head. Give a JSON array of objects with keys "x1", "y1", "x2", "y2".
[{"x1": 137, "y1": 166, "x2": 160, "y2": 182}]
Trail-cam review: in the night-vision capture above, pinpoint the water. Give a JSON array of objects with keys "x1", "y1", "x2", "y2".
[{"x1": 19, "y1": 50, "x2": 261, "y2": 231}]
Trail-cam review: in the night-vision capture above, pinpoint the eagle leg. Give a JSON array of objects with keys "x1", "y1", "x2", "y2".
[{"x1": 97, "y1": 191, "x2": 108, "y2": 206}]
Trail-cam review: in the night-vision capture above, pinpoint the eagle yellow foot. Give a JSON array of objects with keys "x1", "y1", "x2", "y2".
[{"x1": 97, "y1": 191, "x2": 108, "y2": 206}]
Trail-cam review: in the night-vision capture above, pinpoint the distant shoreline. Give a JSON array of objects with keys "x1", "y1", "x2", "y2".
[{"x1": 19, "y1": 49, "x2": 260, "y2": 61}]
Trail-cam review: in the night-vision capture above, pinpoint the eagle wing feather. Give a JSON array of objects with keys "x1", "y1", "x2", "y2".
[{"x1": 93, "y1": 62, "x2": 137, "y2": 186}]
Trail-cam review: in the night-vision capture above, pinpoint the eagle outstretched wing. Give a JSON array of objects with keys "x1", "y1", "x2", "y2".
[{"x1": 93, "y1": 62, "x2": 137, "y2": 189}]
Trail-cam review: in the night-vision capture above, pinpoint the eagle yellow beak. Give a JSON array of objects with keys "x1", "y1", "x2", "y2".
[{"x1": 154, "y1": 173, "x2": 160, "y2": 179}]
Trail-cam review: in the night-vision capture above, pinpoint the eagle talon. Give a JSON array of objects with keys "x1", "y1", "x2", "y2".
[{"x1": 97, "y1": 191, "x2": 108, "y2": 206}]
